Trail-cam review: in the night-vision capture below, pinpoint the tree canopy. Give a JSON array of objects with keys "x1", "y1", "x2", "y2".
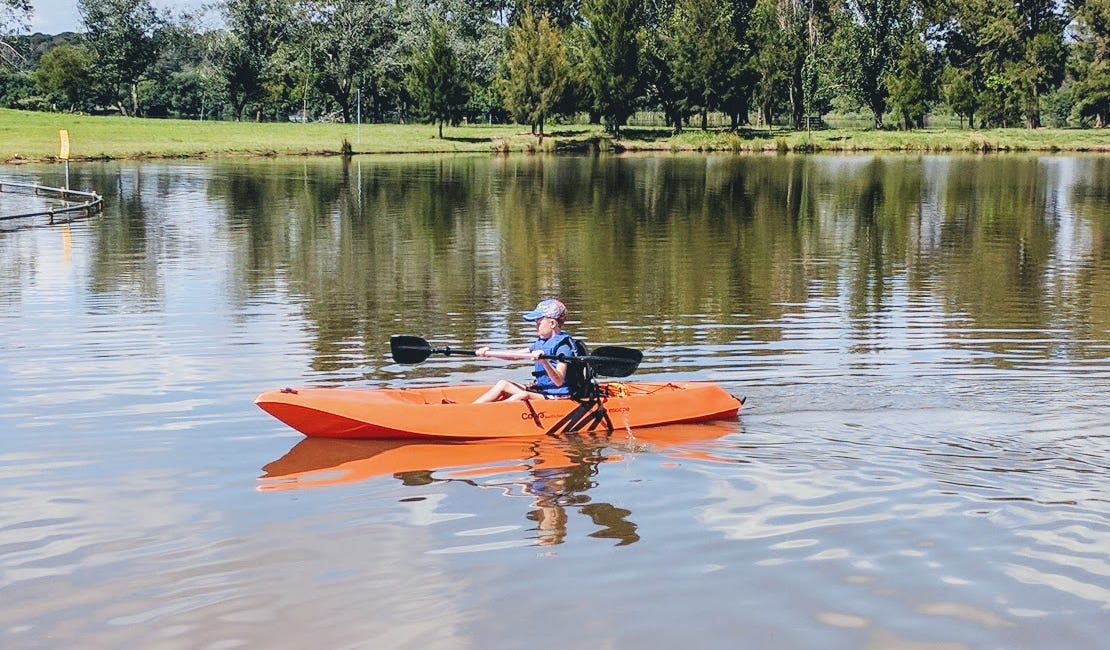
[
  {"x1": 78, "y1": 0, "x2": 164, "y2": 116},
  {"x1": 407, "y1": 18, "x2": 468, "y2": 138},
  {"x1": 501, "y1": 9, "x2": 572, "y2": 136},
  {"x1": 1, "y1": 0, "x2": 1106, "y2": 131}
]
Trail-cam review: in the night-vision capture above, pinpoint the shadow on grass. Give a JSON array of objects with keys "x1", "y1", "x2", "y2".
[
  {"x1": 618, "y1": 127, "x2": 677, "y2": 142},
  {"x1": 441, "y1": 136, "x2": 499, "y2": 144},
  {"x1": 544, "y1": 129, "x2": 592, "y2": 138},
  {"x1": 621, "y1": 125, "x2": 804, "y2": 142},
  {"x1": 441, "y1": 129, "x2": 597, "y2": 144}
]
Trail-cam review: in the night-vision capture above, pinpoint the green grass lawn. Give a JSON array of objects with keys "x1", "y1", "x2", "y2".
[{"x1": 3, "y1": 108, "x2": 1110, "y2": 162}]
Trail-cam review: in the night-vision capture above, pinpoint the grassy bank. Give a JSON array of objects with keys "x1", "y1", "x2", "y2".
[{"x1": 3, "y1": 108, "x2": 1110, "y2": 163}]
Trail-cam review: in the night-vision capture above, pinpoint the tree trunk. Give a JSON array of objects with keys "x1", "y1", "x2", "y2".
[
  {"x1": 231, "y1": 95, "x2": 245, "y2": 122},
  {"x1": 736, "y1": 99, "x2": 750, "y2": 127},
  {"x1": 1026, "y1": 87, "x2": 1041, "y2": 129},
  {"x1": 130, "y1": 82, "x2": 139, "y2": 118},
  {"x1": 790, "y1": 78, "x2": 804, "y2": 130}
]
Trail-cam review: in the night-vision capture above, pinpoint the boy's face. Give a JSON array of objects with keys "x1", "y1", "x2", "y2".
[{"x1": 534, "y1": 316, "x2": 559, "y2": 339}]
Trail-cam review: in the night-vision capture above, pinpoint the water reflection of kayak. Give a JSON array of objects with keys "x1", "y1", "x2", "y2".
[
  {"x1": 258, "y1": 422, "x2": 738, "y2": 493},
  {"x1": 255, "y1": 381, "x2": 743, "y2": 440}
]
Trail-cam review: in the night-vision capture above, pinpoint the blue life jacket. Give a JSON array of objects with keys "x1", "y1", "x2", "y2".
[{"x1": 529, "y1": 332, "x2": 576, "y2": 396}]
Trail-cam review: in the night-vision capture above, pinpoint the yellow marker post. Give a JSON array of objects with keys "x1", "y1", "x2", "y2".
[{"x1": 59, "y1": 129, "x2": 71, "y2": 190}]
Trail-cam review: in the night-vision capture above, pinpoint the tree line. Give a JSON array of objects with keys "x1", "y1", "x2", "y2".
[{"x1": 2, "y1": 0, "x2": 1109, "y2": 135}]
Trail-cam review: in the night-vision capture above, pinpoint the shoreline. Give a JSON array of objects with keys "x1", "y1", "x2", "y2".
[{"x1": 3, "y1": 108, "x2": 1110, "y2": 164}]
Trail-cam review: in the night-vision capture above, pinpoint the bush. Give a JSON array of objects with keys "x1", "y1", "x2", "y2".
[
  {"x1": 0, "y1": 69, "x2": 35, "y2": 108},
  {"x1": 1042, "y1": 87, "x2": 1076, "y2": 128},
  {"x1": 13, "y1": 95, "x2": 52, "y2": 111}
]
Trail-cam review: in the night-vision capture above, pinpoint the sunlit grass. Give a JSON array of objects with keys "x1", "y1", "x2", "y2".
[
  {"x1": 0, "y1": 109, "x2": 555, "y2": 160},
  {"x1": 650, "y1": 125, "x2": 1110, "y2": 153},
  {"x1": 3, "y1": 108, "x2": 1110, "y2": 162}
]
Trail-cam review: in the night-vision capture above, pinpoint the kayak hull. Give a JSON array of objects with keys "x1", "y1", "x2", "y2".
[{"x1": 255, "y1": 382, "x2": 742, "y2": 440}]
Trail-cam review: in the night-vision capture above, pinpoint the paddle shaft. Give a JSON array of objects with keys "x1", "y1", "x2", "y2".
[
  {"x1": 390, "y1": 335, "x2": 642, "y2": 377},
  {"x1": 423, "y1": 346, "x2": 549, "y2": 362},
  {"x1": 476, "y1": 348, "x2": 555, "y2": 362}
]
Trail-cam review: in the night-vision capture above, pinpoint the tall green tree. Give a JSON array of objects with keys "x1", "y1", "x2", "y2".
[
  {"x1": 945, "y1": 0, "x2": 1065, "y2": 128},
  {"x1": 751, "y1": 0, "x2": 829, "y2": 129},
  {"x1": 640, "y1": 0, "x2": 685, "y2": 133},
  {"x1": 801, "y1": 32, "x2": 837, "y2": 123},
  {"x1": 140, "y1": 19, "x2": 219, "y2": 118},
  {"x1": 431, "y1": 0, "x2": 503, "y2": 124},
  {"x1": 750, "y1": 0, "x2": 796, "y2": 127},
  {"x1": 1010, "y1": 0, "x2": 1067, "y2": 127},
  {"x1": 718, "y1": 0, "x2": 759, "y2": 130},
  {"x1": 303, "y1": 0, "x2": 394, "y2": 125},
  {"x1": 940, "y1": 64, "x2": 979, "y2": 127},
  {"x1": 886, "y1": 33, "x2": 937, "y2": 128},
  {"x1": 212, "y1": 0, "x2": 289, "y2": 121},
  {"x1": 794, "y1": 0, "x2": 836, "y2": 127},
  {"x1": 830, "y1": 0, "x2": 912, "y2": 128},
  {"x1": 1068, "y1": 0, "x2": 1110, "y2": 127},
  {"x1": 408, "y1": 18, "x2": 468, "y2": 138},
  {"x1": 500, "y1": 9, "x2": 571, "y2": 136},
  {"x1": 938, "y1": 0, "x2": 986, "y2": 126},
  {"x1": 581, "y1": 0, "x2": 644, "y2": 136},
  {"x1": 79, "y1": 0, "x2": 164, "y2": 116},
  {"x1": 665, "y1": 0, "x2": 735, "y2": 130},
  {"x1": 34, "y1": 43, "x2": 95, "y2": 111}
]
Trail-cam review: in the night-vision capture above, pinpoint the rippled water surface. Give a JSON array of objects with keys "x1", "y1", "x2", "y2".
[{"x1": 2, "y1": 155, "x2": 1109, "y2": 649}]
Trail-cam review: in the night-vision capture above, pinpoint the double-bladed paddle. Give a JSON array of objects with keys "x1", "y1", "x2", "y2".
[{"x1": 389, "y1": 335, "x2": 643, "y2": 378}]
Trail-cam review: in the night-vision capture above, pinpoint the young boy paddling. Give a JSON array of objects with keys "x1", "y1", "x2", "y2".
[{"x1": 473, "y1": 298, "x2": 578, "y2": 403}]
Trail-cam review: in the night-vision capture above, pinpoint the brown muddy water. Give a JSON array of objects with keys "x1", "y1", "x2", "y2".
[{"x1": 1, "y1": 154, "x2": 1108, "y2": 649}]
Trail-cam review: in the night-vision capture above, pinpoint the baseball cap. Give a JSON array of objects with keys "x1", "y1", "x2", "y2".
[{"x1": 522, "y1": 298, "x2": 567, "y2": 322}]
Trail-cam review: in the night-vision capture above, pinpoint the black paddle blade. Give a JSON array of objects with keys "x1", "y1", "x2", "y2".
[
  {"x1": 583, "y1": 346, "x2": 643, "y2": 377},
  {"x1": 390, "y1": 335, "x2": 433, "y2": 364}
]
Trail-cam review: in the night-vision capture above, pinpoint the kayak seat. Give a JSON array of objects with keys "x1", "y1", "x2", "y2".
[{"x1": 566, "y1": 338, "x2": 600, "y2": 401}]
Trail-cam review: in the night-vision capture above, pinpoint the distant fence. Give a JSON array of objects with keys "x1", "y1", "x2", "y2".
[{"x1": 0, "y1": 181, "x2": 103, "y2": 223}]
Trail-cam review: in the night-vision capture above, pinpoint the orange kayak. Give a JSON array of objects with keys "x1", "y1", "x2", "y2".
[{"x1": 255, "y1": 381, "x2": 743, "y2": 440}]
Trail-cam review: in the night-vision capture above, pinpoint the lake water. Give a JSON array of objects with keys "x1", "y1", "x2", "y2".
[{"x1": 1, "y1": 154, "x2": 1108, "y2": 649}]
